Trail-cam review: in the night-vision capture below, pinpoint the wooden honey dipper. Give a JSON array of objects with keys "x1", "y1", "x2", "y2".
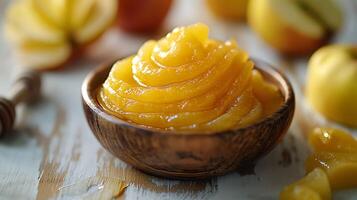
[{"x1": 0, "y1": 71, "x2": 42, "y2": 136}]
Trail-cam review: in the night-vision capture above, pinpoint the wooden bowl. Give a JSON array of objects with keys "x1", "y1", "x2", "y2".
[{"x1": 81, "y1": 59, "x2": 295, "y2": 179}]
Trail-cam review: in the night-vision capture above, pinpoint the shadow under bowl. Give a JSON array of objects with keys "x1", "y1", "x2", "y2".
[{"x1": 81, "y1": 59, "x2": 295, "y2": 179}]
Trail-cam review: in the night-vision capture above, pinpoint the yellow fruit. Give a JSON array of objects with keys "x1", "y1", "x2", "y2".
[
  {"x1": 306, "y1": 152, "x2": 357, "y2": 190},
  {"x1": 280, "y1": 168, "x2": 331, "y2": 200},
  {"x1": 306, "y1": 127, "x2": 357, "y2": 190},
  {"x1": 205, "y1": 0, "x2": 249, "y2": 21},
  {"x1": 4, "y1": 0, "x2": 117, "y2": 70},
  {"x1": 16, "y1": 43, "x2": 72, "y2": 70},
  {"x1": 306, "y1": 45, "x2": 357, "y2": 127},
  {"x1": 247, "y1": 0, "x2": 342, "y2": 55},
  {"x1": 308, "y1": 127, "x2": 357, "y2": 153}
]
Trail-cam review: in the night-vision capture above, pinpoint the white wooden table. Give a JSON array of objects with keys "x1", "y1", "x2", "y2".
[{"x1": 0, "y1": 0, "x2": 356, "y2": 199}]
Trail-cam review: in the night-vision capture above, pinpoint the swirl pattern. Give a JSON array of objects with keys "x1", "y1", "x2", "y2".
[{"x1": 99, "y1": 23, "x2": 282, "y2": 132}]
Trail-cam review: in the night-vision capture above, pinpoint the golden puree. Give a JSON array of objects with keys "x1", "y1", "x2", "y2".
[{"x1": 98, "y1": 23, "x2": 283, "y2": 132}]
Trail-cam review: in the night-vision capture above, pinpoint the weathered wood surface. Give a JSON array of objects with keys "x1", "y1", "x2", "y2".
[{"x1": 0, "y1": 0, "x2": 356, "y2": 199}]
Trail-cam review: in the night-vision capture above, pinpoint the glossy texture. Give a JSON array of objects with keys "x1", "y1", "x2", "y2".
[
  {"x1": 118, "y1": 0, "x2": 172, "y2": 33},
  {"x1": 306, "y1": 152, "x2": 357, "y2": 190},
  {"x1": 280, "y1": 168, "x2": 331, "y2": 200},
  {"x1": 306, "y1": 127, "x2": 357, "y2": 190},
  {"x1": 306, "y1": 45, "x2": 357, "y2": 127},
  {"x1": 81, "y1": 59, "x2": 295, "y2": 179},
  {"x1": 308, "y1": 127, "x2": 357, "y2": 153},
  {"x1": 98, "y1": 24, "x2": 283, "y2": 132}
]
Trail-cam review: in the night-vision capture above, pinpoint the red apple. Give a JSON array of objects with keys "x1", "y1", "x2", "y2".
[{"x1": 118, "y1": 0, "x2": 173, "y2": 33}]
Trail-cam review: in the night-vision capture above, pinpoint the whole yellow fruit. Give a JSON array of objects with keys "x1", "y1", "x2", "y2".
[{"x1": 306, "y1": 45, "x2": 357, "y2": 127}]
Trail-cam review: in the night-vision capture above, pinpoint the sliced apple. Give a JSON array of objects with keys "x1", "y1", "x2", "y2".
[
  {"x1": 31, "y1": 0, "x2": 69, "y2": 28},
  {"x1": 271, "y1": 0, "x2": 325, "y2": 38},
  {"x1": 308, "y1": 127, "x2": 357, "y2": 153},
  {"x1": 72, "y1": 0, "x2": 117, "y2": 44},
  {"x1": 299, "y1": 0, "x2": 343, "y2": 31},
  {"x1": 4, "y1": 0, "x2": 117, "y2": 70},
  {"x1": 68, "y1": 0, "x2": 97, "y2": 30},
  {"x1": 305, "y1": 152, "x2": 357, "y2": 190},
  {"x1": 5, "y1": 0, "x2": 66, "y2": 46},
  {"x1": 16, "y1": 43, "x2": 72, "y2": 70},
  {"x1": 280, "y1": 168, "x2": 331, "y2": 200},
  {"x1": 248, "y1": 0, "x2": 342, "y2": 55}
]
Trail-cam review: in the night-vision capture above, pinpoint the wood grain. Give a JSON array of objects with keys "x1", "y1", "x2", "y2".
[
  {"x1": 0, "y1": 0, "x2": 356, "y2": 199},
  {"x1": 81, "y1": 59, "x2": 295, "y2": 179},
  {"x1": 0, "y1": 72, "x2": 41, "y2": 136}
]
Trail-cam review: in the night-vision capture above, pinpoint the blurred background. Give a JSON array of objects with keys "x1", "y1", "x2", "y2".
[{"x1": 0, "y1": 0, "x2": 357, "y2": 199}]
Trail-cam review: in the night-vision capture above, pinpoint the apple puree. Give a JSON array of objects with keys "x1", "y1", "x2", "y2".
[{"x1": 98, "y1": 23, "x2": 283, "y2": 132}]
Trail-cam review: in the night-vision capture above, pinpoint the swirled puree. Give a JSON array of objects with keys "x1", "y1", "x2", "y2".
[{"x1": 98, "y1": 23, "x2": 283, "y2": 133}]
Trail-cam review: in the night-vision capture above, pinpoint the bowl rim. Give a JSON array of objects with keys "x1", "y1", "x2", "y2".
[{"x1": 82, "y1": 58, "x2": 295, "y2": 136}]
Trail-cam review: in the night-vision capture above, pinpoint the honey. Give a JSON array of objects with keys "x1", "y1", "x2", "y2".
[{"x1": 98, "y1": 23, "x2": 283, "y2": 132}]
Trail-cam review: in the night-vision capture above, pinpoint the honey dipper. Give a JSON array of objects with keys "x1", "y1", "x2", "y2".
[{"x1": 0, "y1": 71, "x2": 42, "y2": 136}]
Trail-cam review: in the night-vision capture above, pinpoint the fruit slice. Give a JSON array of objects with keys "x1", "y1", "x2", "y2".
[
  {"x1": 31, "y1": 0, "x2": 69, "y2": 28},
  {"x1": 305, "y1": 152, "x2": 357, "y2": 190},
  {"x1": 308, "y1": 127, "x2": 357, "y2": 153},
  {"x1": 248, "y1": 0, "x2": 342, "y2": 54},
  {"x1": 280, "y1": 168, "x2": 331, "y2": 200},
  {"x1": 5, "y1": 0, "x2": 66, "y2": 46},
  {"x1": 17, "y1": 43, "x2": 72, "y2": 70},
  {"x1": 270, "y1": 0, "x2": 325, "y2": 38},
  {"x1": 5, "y1": 0, "x2": 117, "y2": 70},
  {"x1": 299, "y1": 0, "x2": 343, "y2": 31},
  {"x1": 68, "y1": 0, "x2": 97, "y2": 30},
  {"x1": 72, "y1": 0, "x2": 117, "y2": 44}
]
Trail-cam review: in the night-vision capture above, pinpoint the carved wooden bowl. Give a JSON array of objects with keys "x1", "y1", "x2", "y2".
[{"x1": 82, "y1": 59, "x2": 295, "y2": 179}]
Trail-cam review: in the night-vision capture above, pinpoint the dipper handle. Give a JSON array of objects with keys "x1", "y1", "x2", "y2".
[{"x1": 0, "y1": 71, "x2": 42, "y2": 136}]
